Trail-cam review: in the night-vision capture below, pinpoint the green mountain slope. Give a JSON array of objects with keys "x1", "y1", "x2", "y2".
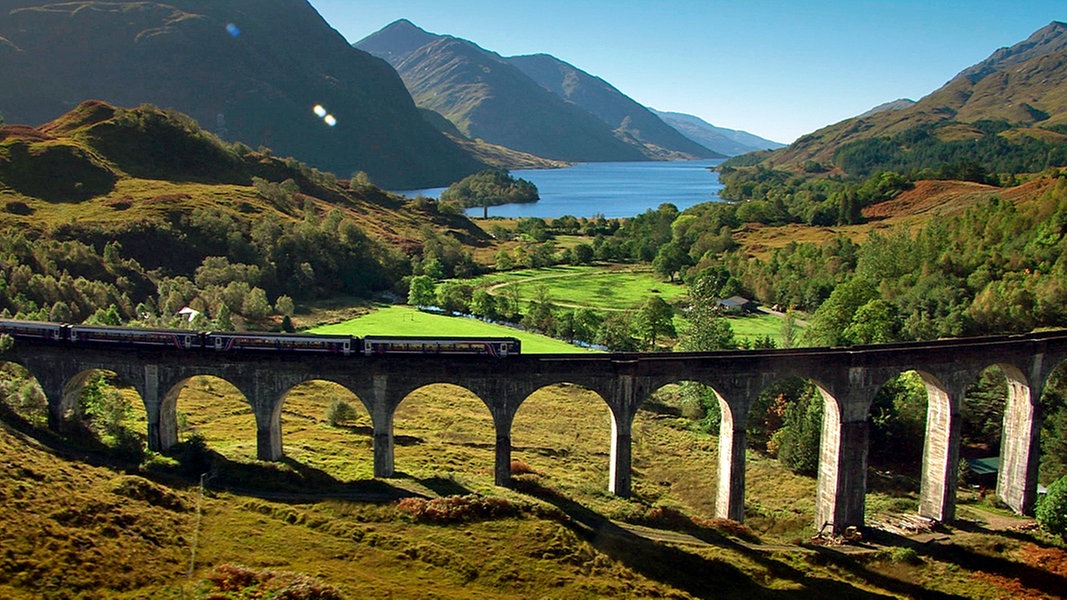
[
  {"x1": 356, "y1": 19, "x2": 653, "y2": 163},
  {"x1": 759, "y1": 21, "x2": 1067, "y2": 172},
  {"x1": 507, "y1": 53, "x2": 722, "y2": 160},
  {"x1": 0, "y1": 100, "x2": 490, "y2": 308},
  {"x1": 0, "y1": 1, "x2": 485, "y2": 189}
]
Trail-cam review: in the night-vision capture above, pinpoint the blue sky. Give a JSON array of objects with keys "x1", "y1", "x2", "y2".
[{"x1": 309, "y1": 1, "x2": 1064, "y2": 144}]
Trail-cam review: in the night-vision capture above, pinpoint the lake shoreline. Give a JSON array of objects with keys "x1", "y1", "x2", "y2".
[{"x1": 396, "y1": 159, "x2": 725, "y2": 219}]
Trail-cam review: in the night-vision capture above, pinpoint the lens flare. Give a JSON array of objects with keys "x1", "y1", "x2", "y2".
[
  {"x1": 225, "y1": 23, "x2": 240, "y2": 37},
  {"x1": 313, "y1": 104, "x2": 327, "y2": 118},
  {"x1": 324, "y1": 114, "x2": 337, "y2": 127}
]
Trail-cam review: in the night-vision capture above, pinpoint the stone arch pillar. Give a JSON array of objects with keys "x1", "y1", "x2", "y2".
[
  {"x1": 492, "y1": 407, "x2": 516, "y2": 487},
  {"x1": 608, "y1": 373, "x2": 641, "y2": 497},
  {"x1": 998, "y1": 365, "x2": 1041, "y2": 515},
  {"x1": 368, "y1": 374, "x2": 397, "y2": 478},
  {"x1": 918, "y1": 373, "x2": 966, "y2": 522},
  {"x1": 715, "y1": 389, "x2": 747, "y2": 522},
  {"x1": 256, "y1": 392, "x2": 285, "y2": 461},
  {"x1": 30, "y1": 367, "x2": 67, "y2": 432},
  {"x1": 815, "y1": 367, "x2": 877, "y2": 533}
]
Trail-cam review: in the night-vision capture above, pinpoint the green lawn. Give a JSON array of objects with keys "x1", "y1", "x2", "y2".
[
  {"x1": 309, "y1": 305, "x2": 599, "y2": 354},
  {"x1": 463, "y1": 264, "x2": 688, "y2": 310},
  {"x1": 727, "y1": 312, "x2": 788, "y2": 342}
]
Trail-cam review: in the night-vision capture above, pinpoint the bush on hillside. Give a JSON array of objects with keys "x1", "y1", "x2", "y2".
[{"x1": 1036, "y1": 476, "x2": 1067, "y2": 540}]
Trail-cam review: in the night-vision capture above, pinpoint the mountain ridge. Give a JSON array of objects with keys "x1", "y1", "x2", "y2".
[
  {"x1": 651, "y1": 109, "x2": 785, "y2": 156},
  {"x1": 356, "y1": 19, "x2": 739, "y2": 163},
  {"x1": 0, "y1": 1, "x2": 485, "y2": 189},
  {"x1": 507, "y1": 53, "x2": 723, "y2": 159},
  {"x1": 757, "y1": 21, "x2": 1067, "y2": 170},
  {"x1": 356, "y1": 19, "x2": 651, "y2": 163}
]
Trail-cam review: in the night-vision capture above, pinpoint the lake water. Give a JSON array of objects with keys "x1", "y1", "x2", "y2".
[{"x1": 398, "y1": 159, "x2": 725, "y2": 219}]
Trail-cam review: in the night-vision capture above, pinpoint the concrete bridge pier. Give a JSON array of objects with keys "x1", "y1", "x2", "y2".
[
  {"x1": 32, "y1": 367, "x2": 67, "y2": 432},
  {"x1": 998, "y1": 371, "x2": 1042, "y2": 515},
  {"x1": 715, "y1": 390, "x2": 747, "y2": 522},
  {"x1": 491, "y1": 408, "x2": 516, "y2": 487},
  {"x1": 815, "y1": 371, "x2": 874, "y2": 534},
  {"x1": 608, "y1": 373, "x2": 643, "y2": 497},
  {"x1": 918, "y1": 376, "x2": 964, "y2": 522},
  {"x1": 609, "y1": 410, "x2": 633, "y2": 497}
]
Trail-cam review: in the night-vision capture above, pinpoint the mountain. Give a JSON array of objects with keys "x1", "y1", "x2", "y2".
[
  {"x1": 651, "y1": 110, "x2": 785, "y2": 156},
  {"x1": 758, "y1": 21, "x2": 1067, "y2": 171},
  {"x1": 355, "y1": 20, "x2": 697, "y2": 163},
  {"x1": 0, "y1": 1, "x2": 485, "y2": 189},
  {"x1": 506, "y1": 54, "x2": 722, "y2": 159},
  {"x1": 855, "y1": 99, "x2": 917, "y2": 119},
  {"x1": 0, "y1": 100, "x2": 490, "y2": 280}
]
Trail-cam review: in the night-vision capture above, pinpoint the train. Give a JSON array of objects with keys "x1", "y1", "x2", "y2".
[{"x1": 0, "y1": 319, "x2": 521, "y2": 358}]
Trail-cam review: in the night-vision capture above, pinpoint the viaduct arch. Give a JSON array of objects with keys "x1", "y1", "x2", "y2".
[{"x1": 2, "y1": 330, "x2": 1065, "y2": 533}]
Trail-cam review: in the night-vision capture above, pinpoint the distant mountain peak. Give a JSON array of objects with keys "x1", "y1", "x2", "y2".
[
  {"x1": 356, "y1": 20, "x2": 708, "y2": 161},
  {"x1": 856, "y1": 99, "x2": 916, "y2": 119},
  {"x1": 750, "y1": 21, "x2": 1067, "y2": 172},
  {"x1": 957, "y1": 20, "x2": 1067, "y2": 84}
]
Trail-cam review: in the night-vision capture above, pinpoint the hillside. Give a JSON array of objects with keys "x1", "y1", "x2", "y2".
[
  {"x1": 754, "y1": 21, "x2": 1067, "y2": 173},
  {"x1": 356, "y1": 19, "x2": 647, "y2": 163},
  {"x1": 356, "y1": 20, "x2": 692, "y2": 163},
  {"x1": 0, "y1": 0, "x2": 485, "y2": 189},
  {"x1": 0, "y1": 101, "x2": 491, "y2": 308},
  {"x1": 507, "y1": 53, "x2": 722, "y2": 160},
  {"x1": 652, "y1": 109, "x2": 785, "y2": 156}
]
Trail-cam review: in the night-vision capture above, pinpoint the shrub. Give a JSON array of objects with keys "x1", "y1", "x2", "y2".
[
  {"x1": 1036, "y1": 476, "x2": 1067, "y2": 540},
  {"x1": 396, "y1": 495, "x2": 522, "y2": 524},
  {"x1": 889, "y1": 546, "x2": 922, "y2": 565},
  {"x1": 206, "y1": 563, "x2": 343, "y2": 599},
  {"x1": 325, "y1": 399, "x2": 359, "y2": 427}
]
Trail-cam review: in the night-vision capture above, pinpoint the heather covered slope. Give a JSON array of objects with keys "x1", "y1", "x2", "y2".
[
  {"x1": 0, "y1": 1, "x2": 485, "y2": 189},
  {"x1": 757, "y1": 21, "x2": 1067, "y2": 172}
]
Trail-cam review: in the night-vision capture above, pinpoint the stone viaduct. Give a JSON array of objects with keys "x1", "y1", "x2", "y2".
[{"x1": 3, "y1": 330, "x2": 1066, "y2": 533}]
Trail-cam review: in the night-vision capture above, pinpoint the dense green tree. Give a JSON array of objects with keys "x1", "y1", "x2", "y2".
[
  {"x1": 573, "y1": 243, "x2": 595, "y2": 265},
  {"x1": 596, "y1": 312, "x2": 640, "y2": 352},
  {"x1": 652, "y1": 241, "x2": 690, "y2": 282},
  {"x1": 436, "y1": 283, "x2": 473, "y2": 314},
  {"x1": 469, "y1": 288, "x2": 497, "y2": 320},
  {"x1": 771, "y1": 383, "x2": 824, "y2": 476},
  {"x1": 242, "y1": 287, "x2": 271, "y2": 320},
  {"x1": 407, "y1": 275, "x2": 437, "y2": 307},
  {"x1": 274, "y1": 295, "x2": 295, "y2": 317},
  {"x1": 802, "y1": 278, "x2": 878, "y2": 346},
  {"x1": 1036, "y1": 476, "x2": 1067, "y2": 540},
  {"x1": 843, "y1": 299, "x2": 900, "y2": 345},
  {"x1": 635, "y1": 296, "x2": 676, "y2": 350},
  {"x1": 868, "y1": 372, "x2": 928, "y2": 467},
  {"x1": 439, "y1": 169, "x2": 538, "y2": 208}
]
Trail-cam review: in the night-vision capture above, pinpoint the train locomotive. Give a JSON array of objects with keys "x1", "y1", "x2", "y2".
[{"x1": 0, "y1": 319, "x2": 521, "y2": 357}]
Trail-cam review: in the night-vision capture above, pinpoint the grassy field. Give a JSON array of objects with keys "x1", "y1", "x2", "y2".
[
  {"x1": 460, "y1": 264, "x2": 688, "y2": 311},
  {"x1": 309, "y1": 305, "x2": 596, "y2": 353}
]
